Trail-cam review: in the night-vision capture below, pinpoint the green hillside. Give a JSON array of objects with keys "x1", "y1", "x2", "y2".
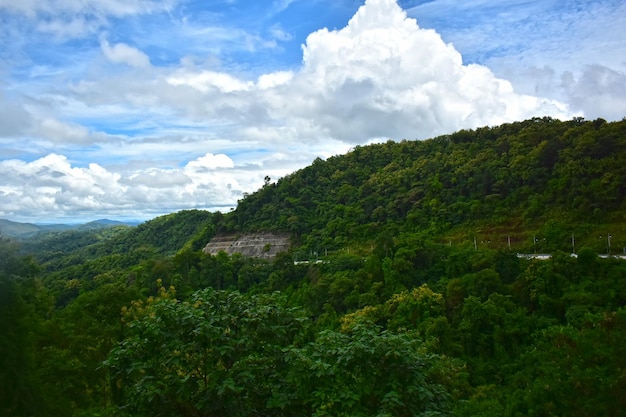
[
  {"x1": 2, "y1": 117, "x2": 626, "y2": 417},
  {"x1": 228, "y1": 116, "x2": 626, "y2": 253},
  {"x1": 18, "y1": 210, "x2": 214, "y2": 267}
]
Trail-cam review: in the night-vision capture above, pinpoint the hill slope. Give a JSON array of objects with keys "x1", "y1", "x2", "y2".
[{"x1": 225, "y1": 117, "x2": 626, "y2": 253}]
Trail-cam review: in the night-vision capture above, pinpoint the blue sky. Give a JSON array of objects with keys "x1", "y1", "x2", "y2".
[{"x1": 0, "y1": 0, "x2": 625, "y2": 223}]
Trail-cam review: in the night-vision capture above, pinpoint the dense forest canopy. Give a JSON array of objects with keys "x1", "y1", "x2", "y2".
[
  {"x1": 2, "y1": 117, "x2": 626, "y2": 417},
  {"x1": 229, "y1": 116, "x2": 626, "y2": 253}
]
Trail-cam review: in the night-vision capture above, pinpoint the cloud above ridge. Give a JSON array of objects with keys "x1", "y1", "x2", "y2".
[
  {"x1": 163, "y1": 0, "x2": 571, "y2": 144},
  {"x1": 0, "y1": 152, "x2": 245, "y2": 221},
  {"x1": 0, "y1": 0, "x2": 580, "y2": 222},
  {"x1": 286, "y1": 0, "x2": 570, "y2": 140}
]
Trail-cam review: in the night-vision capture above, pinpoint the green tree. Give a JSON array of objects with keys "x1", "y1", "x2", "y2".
[
  {"x1": 107, "y1": 287, "x2": 308, "y2": 417},
  {"x1": 0, "y1": 239, "x2": 44, "y2": 416},
  {"x1": 281, "y1": 322, "x2": 452, "y2": 417},
  {"x1": 508, "y1": 310, "x2": 626, "y2": 416},
  {"x1": 0, "y1": 275, "x2": 43, "y2": 416},
  {"x1": 36, "y1": 282, "x2": 141, "y2": 415}
]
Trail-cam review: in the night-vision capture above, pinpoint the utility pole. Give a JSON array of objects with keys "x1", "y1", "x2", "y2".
[{"x1": 571, "y1": 234, "x2": 575, "y2": 254}]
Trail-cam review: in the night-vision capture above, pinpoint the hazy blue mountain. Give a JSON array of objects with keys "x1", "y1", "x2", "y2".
[{"x1": 0, "y1": 218, "x2": 138, "y2": 239}]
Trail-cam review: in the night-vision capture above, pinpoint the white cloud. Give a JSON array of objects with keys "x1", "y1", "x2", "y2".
[
  {"x1": 166, "y1": 70, "x2": 253, "y2": 93},
  {"x1": 275, "y1": 0, "x2": 570, "y2": 141},
  {"x1": 0, "y1": 153, "x2": 242, "y2": 221},
  {"x1": 257, "y1": 71, "x2": 294, "y2": 90},
  {"x1": 0, "y1": 154, "x2": 125, "y2": 218},
  {"x1": 35, "y1": 118, "x2": 93, "y2": 144},
  {"x1": 185, "y1": 153, "x2": 235, "y2": 171},
  {"x1": 125, "y1": 170, "x2": 191, "y2": 189},
  {"x1": 100, "y1": 38, "x2": 151, "y2": 68}
]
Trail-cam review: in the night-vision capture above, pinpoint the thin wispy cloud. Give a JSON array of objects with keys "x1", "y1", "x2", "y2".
[{"x1": 0, "y1": 0, "x2": 623, "y2": 222}]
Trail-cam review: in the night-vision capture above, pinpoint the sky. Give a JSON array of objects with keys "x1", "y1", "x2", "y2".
[{"x1": 0, "y1": 0, "x2": 625, "y2": 223}]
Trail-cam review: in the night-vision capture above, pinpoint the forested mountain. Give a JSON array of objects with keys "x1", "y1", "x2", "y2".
[
  {"x1": 0, "y1": 219, "x2": 72, "y2": 238},
  {"x1": 17, "y1": 210, "x2": 215, "y2": 270},
  {"x1": 229, "y1": 116, "x2": 626, "y2": 253},
  {"x1": 0, "y1": 218, "x2": 138, "y2": 239},
  {"x1": 2, "y1": 117, "x2": 626, "y2": 417}
]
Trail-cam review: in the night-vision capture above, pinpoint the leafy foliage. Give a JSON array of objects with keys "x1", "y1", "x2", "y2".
[
  {"x1": 107, "y1": 286, "x2": 309, "y2": 417},
  {"x1": 107, "y1": 284, "x2": 453, "y2": 417},
  {"x1": 0, "y1": 240, "x2": 44, "y2": 417},
  {"x1": 282, "y1": 323, "x2": 451, "y2": 417},
  {"x1": 506, "y1": 311, "x2": 626, "y2": 417}
]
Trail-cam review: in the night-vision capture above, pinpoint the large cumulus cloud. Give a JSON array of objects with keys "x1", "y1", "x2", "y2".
[
  {"x1": 168, "y1": 0, "x2": 571, "y2": 144},
  {"x1": 282, "y1": 0, "x2": 569, "y2": 141}
]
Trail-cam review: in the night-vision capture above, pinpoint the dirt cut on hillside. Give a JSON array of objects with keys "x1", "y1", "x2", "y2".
[{"x1": 203, "y1": 233, "x2": 290, "y2": 259}]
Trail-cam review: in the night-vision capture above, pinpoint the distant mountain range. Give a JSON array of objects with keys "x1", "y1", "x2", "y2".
[{"x1": 0, "y1": 218, "x2": 139, "y2": 239}]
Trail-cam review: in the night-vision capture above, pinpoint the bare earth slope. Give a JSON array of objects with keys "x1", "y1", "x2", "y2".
[{"x1": 203, "y1": 233, "x2": 290, "y2": 259}]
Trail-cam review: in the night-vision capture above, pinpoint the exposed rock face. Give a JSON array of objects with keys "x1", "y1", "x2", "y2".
[{"x1": 203, "y1": 233, "x2": 290, "y2": 259}]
